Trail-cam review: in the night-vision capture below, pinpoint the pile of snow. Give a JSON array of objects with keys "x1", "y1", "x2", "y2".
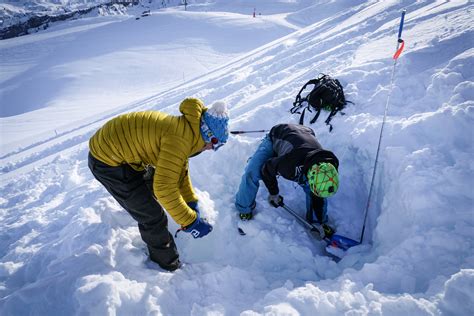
[{"x1": 1, "y1": 0, "x2": 473, "y2": 315}]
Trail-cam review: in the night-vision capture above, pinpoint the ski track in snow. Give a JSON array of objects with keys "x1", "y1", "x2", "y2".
[{"x1": 1, "y1": 1, "x2": 473, "y2": 315}]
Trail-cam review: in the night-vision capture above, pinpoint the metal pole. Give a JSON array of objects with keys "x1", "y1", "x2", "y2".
[
  {"x1": 280, "y1": 204, "x2": 325, "y2": 240},
  {"x1": 230, "y1": 129, "x2": 269, "y2": 135},
  {"x1": 359, "y1": 10, "x2": 406, "y2": 244}
]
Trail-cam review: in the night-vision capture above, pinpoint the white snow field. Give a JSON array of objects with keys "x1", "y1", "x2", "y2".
[{"x1": 1, "y1": 1, "x2": 473, "y2": 315}]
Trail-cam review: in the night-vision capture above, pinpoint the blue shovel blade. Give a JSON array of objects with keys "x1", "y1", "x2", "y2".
[{"x1": 329, "y1": 234, "x2": 360, "y2": 251}]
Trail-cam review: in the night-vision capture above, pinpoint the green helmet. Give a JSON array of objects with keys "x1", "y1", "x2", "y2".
[{"x1": 307, "y1": 162, "x2": 339, "y2": 198}]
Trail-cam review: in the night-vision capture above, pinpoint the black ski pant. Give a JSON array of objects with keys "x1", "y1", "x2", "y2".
[{"x1": 88, "y1": 153, "x2": 180, "y2": 271}]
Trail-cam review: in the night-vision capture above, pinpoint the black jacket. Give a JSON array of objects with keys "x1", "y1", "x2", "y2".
[{"x1": 261, "y1": 124, "x2": 339, "y2": 195}]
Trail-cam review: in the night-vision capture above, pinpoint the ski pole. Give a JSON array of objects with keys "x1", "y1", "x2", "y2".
[
  {"x1": 230, "y1": 129, "x2": 269, "y2": 135},
  {"x1": 360, "y1": 9, "x2": 406, "y2": 244}
]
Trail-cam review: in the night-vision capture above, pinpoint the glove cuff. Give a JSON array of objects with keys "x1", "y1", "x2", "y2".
[
  {"x1": 183, "y1": 212, "x2": 200, "y2": 232},
  {"x1": 187, "y1": 201, "x2": 199, "y2": 209}
]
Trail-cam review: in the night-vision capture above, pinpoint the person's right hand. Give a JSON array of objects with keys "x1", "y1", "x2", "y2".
[{"x1": 268, "y1": 194, "x2": 284, "y2": 208}]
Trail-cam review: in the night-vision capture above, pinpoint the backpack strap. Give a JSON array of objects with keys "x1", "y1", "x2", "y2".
[
  {"x1": 291, "y1": 78, "x2": 322, "y2": 111},
  {"x1": 324, "y1": 109, "x2": 338, "y2": 132},
  {"x1": 309, "y1": 109, "x2": 322, "y2": 124},
  {"x1": 298, "y1": 107, "x2": 306, "y2": 125},
  {"x1": 290, "y1": 77, "x2": 324, "y2": 125},
  {"x1": 309, "y1": 104, "x2": 322, "y2": 124}
]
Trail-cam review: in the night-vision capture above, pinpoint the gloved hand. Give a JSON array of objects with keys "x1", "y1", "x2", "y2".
[
  {"x1": 239, "y1": 212, "x2": 253, "y2": 220},
  {"x1": 183, "y1": 213, "x2": 213, "y2": 239},
  {"x1": 268, "y1": 194, "x2": 284, "y2": 208},
  {"x1": 322, "y1": 223, "x2": 335, "y2": 238},
  {"x1": 187, "y1": 201, "x2": 200, "y2": 214}
]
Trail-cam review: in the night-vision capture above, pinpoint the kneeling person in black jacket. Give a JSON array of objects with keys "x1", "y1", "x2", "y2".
[{"x1": 235, "y1": 123, "x2": 339, "y2": 231}]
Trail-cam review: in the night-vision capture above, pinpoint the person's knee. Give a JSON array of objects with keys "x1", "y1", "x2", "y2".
[
  {"x1": 244, "y1": 168, "x2": 260, "y2": 184},
  {"x1": 138, "y1": 210, "x2": 167, "y2": 229},
  {"x1": 144, "y1": 210, "x2": 167, "y2": 226},
  {"x1": 129, "y1": 201, "x2": 165, "y2": 224}
]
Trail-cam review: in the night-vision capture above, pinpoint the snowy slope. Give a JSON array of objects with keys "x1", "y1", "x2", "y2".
[
  {"x1": 0, "y1": 7, "x2": 295, "y2": 155},
  {"x1": 1, "y1": 1, "x2": 473, "y2": 315}
]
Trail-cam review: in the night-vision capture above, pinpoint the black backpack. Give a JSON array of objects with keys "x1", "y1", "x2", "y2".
[{"x1": 290, "y1": 74, "x2": 351, "y2": 131}]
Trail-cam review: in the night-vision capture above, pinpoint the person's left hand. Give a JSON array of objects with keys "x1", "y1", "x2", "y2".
[{"x1": 184, "y1": 213, "x2": 213, "y2": 239}]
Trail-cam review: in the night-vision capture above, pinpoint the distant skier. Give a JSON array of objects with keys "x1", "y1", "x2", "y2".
[
  {"x1": 88, "y1": 98, "x2": 229, "y2": 271},
  {"x1": 235, "y1": 123, "x2": 339, "y2": 234}
]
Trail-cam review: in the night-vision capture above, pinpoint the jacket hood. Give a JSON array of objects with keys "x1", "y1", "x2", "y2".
[
  {"x1": 302, "y1": 149, "x2": 339, "y2": 174},
  {"x1": 179, "y1": 98, "x2": 207, "y2": 155}
]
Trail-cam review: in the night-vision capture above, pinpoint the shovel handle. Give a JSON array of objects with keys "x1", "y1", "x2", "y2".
[{"x1": 280, "y1": 204, "x2": 325, "y2": 239}]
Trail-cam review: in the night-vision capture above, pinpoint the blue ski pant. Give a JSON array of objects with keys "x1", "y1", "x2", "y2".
[{"x1": 235, "y1": 135, "x2": 274, "y2": 214}]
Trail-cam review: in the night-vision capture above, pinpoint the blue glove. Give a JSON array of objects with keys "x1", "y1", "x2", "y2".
[
  {"x1": 184, "y1": 213, "x2": 213, "y2": 239},
  {"x1": 187, "y1": 201, "x2": 200, "y2": 214}
]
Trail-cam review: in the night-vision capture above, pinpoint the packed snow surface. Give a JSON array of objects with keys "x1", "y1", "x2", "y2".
[{"x1": 1, "y1": 0, "x2": 473, "y2": 315}]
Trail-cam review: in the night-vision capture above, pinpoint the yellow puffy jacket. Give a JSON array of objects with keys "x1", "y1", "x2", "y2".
[{"x1": 89, "y1": 98, "x2": 207, "y2": 227}]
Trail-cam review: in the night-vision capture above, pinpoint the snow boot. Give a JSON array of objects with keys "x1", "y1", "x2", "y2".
[{"x1": 239, "y1": 200, "x2": 256, "y2": 220}]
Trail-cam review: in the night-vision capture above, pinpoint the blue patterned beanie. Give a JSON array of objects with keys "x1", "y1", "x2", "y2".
[{"x1": 200, "y1": 101, "x2": 229, "y2": 143}]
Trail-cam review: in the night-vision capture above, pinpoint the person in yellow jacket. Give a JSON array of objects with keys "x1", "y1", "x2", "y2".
[{"x1": 88, "y1": 98, "x2": 229, "y2": 271}]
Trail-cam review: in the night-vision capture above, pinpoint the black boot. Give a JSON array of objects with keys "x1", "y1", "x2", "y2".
[{"x1": 148, "y1": 242, "x2": 181, "y2": 272}]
